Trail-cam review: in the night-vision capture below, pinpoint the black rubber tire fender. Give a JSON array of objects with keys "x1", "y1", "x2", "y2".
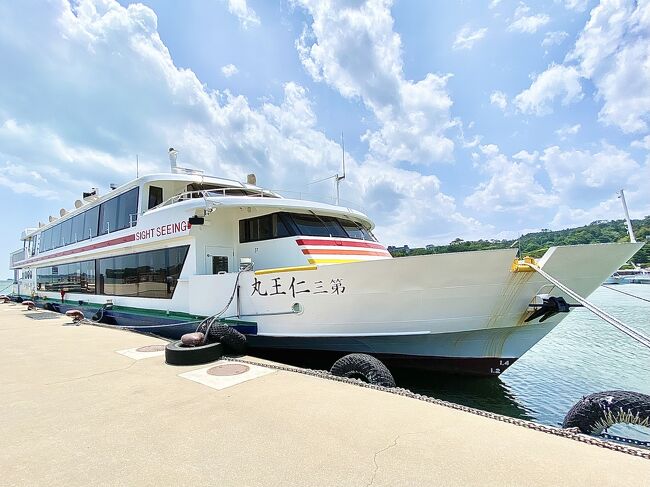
[
  {"x1": 165, "y1": 340, "x2": 224, "y2": 366},
  {"x1": 562, "y1": 390, "x2": 650, "y2": 434},
  {"x1": 197, "y1": 322, "x2": 247, "y2": 355},
  {"x1": 330, "y1": 353, "x2": 396, "y2": 388}
]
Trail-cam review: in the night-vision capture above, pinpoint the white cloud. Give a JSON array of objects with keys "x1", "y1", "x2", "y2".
[
  {"x1": 453, "y1": 25, "x2": 488, "y2": 50},
  {"x1": 490, "y1": 90, "x2": 508, "y2": 111},
  {"x1": 508, "y1": 3, "x2": 550, "y2": 33},
  {"x1": 489, "y1": 0, "x2": 502, "y2": 9},
  {"x1": 542, "y1": 31, "x2": 568, "y2": 48},
  {"x1": 464, "y1": 144, "x2": 556, "y2": 212},
  {"x1": 512, "y1": 149, "x2": 538, "y2": 163},
  {"x1": 564, "y1": 0, "x2": 650, "y2": 132},
  {"x1": 555, "y1": 123, "x2": 581, "y2": 139},
  {"x1": 541, "y1": 144, "x2": 640, "y2": 196},
  {"x1": 561, "y1": 0, "x2": 590, "y2": 12},
  {"x1": 514, "y1": 64, "x2": 583, "y2": 115},
  {"x1": 0, "y1": 0, "x2": 483, "y2": 251},
  {"x1": 225, "y1": 0, "x2": 260, "y2": 29},
  {"x1": 631, "y1": 135, "x2": 650, "y2": 151},
  {"x1": 295, "y1": 0, "x2": 455, "y2": 165},
  {"x1": 221, "y1": 63, "x2": 239, "y2": 77}
]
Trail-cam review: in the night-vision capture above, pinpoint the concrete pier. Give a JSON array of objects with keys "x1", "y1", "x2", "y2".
[{"x1": 1, "y1": 302, "x2": 649, "y2": 486}]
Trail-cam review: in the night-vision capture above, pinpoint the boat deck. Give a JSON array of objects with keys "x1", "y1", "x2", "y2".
[{"x1": 1, "y1": 302, "x2": 648, "y2": 486}]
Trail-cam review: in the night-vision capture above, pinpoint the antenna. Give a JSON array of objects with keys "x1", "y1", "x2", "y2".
[
  {"x1": 335, "y1": 132, "x2": 346, "y2": 205},
  {"x1": 169, "y1": 147, "x2": 178, "y2": 172},
  {"x1": 618, "y1": 189, "x2": 636, "y2": 243},
  {"x1": 136, "y1": 154, "x2": 139, "y2": 178}
]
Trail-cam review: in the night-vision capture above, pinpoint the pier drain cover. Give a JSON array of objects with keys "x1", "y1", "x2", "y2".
[
  {"x1": 207, "y1": 364, "x2": 250, "y2": 376},
  {"x1": 25, "y1": 313, "x2": 60, "y2": 320},
  {"x1": 136, "y1": 345, "x2": 166, "y2": 352}
]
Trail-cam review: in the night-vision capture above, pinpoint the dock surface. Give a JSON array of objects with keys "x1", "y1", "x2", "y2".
[{"x1": 1, "y1": 302, "x2": 649, "y2": 487}]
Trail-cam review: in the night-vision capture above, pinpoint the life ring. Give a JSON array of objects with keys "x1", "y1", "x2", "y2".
[
  {"x1": 563, "y1": 390, "x2": 650, "y2": 434},
  {"x1": 165, "y1": 340, "x2": 223, "y2": 366},
  {"x1": 330, "y1": 353, "x2": 396, "y2": 387}
]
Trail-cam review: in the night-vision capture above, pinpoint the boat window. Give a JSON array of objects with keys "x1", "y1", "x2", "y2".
[
  {"x1": 84, "y1": 205, "x2": 100, "y2": 239},
  {"x1": 148, "y1": 186, "x2": 163, "y2": 209},
  {"x1": 97, "y1": 245, "x2": 189, "y2": 298},
  {"x1": 51, "y1": 224, "x2": 62, "y2": 250},
  {"x1": 117, "y1": 187, "x2": 139, "y2": 229},
  {"x1": 338, "y1": 219, "x2": 376, "y2": 241},
  {"x1": 80, "y1": 260, "x2": 96, "y2": 294},
  {"x1": 40, "y1": 229, "x2": 51, "y2": 253},
  {"x1": 99, "y1": 187, "x2": 139, "y2": 235},
  {"x1": 137, "y1": 248, "x2": 167, "y2": 298},
  {"x1": 71, "y1": 213, "x2": 85, "y2": 243},
  {"x1": 291, "y1": 213, "x2": 347, "y2": 238},
  {"x1": 99, "y1": 196, "x2": 119, "y2": 235},
  {"x1": 60, "y1": 217, "x2": 73, "y2": 247},
  {"x1": 239, "y1": 213, "x2": 293, "y2": 243}
]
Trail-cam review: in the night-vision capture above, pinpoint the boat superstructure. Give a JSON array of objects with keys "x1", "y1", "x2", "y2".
[{"x1": 8, "y1": 170, "x2": 644, "y2": 375}]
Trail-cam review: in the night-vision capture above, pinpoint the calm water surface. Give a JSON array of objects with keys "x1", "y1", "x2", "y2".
[{"x1": 397, "y1": 284, "x2": 650, "y2": 441}]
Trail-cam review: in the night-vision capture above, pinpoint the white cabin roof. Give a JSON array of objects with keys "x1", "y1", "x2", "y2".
[{"x1": 22, "y1": 172, "x2": 372, "y2": 238}]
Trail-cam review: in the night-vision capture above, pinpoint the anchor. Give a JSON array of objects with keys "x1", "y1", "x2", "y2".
[{"x1": 525, "y1": 295, "x2": 582, "y2": 323}]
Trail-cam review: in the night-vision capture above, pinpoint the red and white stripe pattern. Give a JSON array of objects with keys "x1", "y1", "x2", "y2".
[{"x1": 296, "y1": 237, "x2": 392, "y2": 265}]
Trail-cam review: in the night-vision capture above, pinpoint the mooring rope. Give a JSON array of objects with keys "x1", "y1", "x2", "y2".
[
  {"x1": 0, "y1": 282, "x2": 14, "y2": 294},
  {"x1": 527, "y1": 264, "x2": 650, "y2": 349},
  {"x1": 602, "y1": 285, "x2": 650, "y2": 304}
]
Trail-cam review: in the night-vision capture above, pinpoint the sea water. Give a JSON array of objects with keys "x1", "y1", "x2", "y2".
[{"x1": 396, "y1": 284, "x2": 650, "y2": 442}]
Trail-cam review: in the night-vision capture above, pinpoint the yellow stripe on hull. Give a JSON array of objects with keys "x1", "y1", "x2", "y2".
[
  {"x1": 307, "y1": 258, "x2": 362, "y2": 264},
  {"x1": 255, "y1": 265, "x2": 318, "y2": 275}
]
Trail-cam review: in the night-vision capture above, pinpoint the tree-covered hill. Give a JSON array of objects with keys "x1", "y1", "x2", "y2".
[{"x1": 388, "y1": 216, "x2": 650, "y2": 266}]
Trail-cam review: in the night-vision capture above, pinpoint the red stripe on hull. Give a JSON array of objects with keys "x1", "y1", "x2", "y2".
[
  {"x1": 15, "y1": 234, "x2": 136, "y2": 266},
  {"x1": 296, "y1": 238, "x2": 387, "y2": 250},
  {"x1": 301, "y1": 248, "x2": 390, "y2": 257}
]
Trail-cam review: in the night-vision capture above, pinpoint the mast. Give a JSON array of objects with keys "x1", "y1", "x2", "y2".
[
  {"x1": 336, "y1": 133, "x2": 346, "y2": 205},
  {"x1": 618, "y1": 189, "x2": 636, "y2": 243}
]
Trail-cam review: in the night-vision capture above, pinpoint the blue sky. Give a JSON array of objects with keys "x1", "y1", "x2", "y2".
[{"x1": 1, "y1": 0, "x2": 649, "y2": 277}]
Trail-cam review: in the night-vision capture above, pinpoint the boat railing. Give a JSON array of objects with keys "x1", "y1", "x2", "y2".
[
  {"x1": 153, "y1": 188, "x2": 279, "y2": 210},
  {"x1": 153, "y1": 187, "x2": 358, "y2": 211}
]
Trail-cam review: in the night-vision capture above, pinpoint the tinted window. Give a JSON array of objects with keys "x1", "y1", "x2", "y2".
[
  {"x1": 117, "y1": 187, "x2": 139, "y2": 230},
  {"x1": 148, "y1": 186, "x2": 163, "y2": 209},
  {"x1": 138, "y1": 249, "x2": 167, "y2": 298},
  {"x1": 291, "y1": 214, "x2": 347, "y2": 238},
  {"x1": 80, "y1": 260, "x2": 96, "y2": 294},
  {"x1": 41, "y1": 229, "x2": 51, "y2": 252},
  {"x1": 60, "y1": 218, "x2": 73, "y2": 247},
  {"x1": 71, "y1": 213, "x2": 84, "y2": 243},
  {"x1": 51, "y1": 224, "x2": 62, "y2": 249},
  {"x1": 166, "y1": 246, "x2": 189, "y2": 296},
  {"x1": 339, "y1": 219, "x2": 376, "y2": 241},
  {"x1": 239, "y1": 213, "x2": 294, "y2": 243},
  {"x1": 99, "y1": 197, "x2": 118, "y2": 235},
  {"x1": 84, "y1": 205, "x2": 99, "y2": 239},
  {"x1": 98, "y1": 245, "x2": 188, "y2": 298},
  {"x1": 36, "y1": 260, "x2": 96, "y2": 293}
]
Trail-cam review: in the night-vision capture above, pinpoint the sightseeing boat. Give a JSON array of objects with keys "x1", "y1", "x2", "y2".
[{"x1": 8, "y1": 159, "x2": 643, "y2": 375}]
